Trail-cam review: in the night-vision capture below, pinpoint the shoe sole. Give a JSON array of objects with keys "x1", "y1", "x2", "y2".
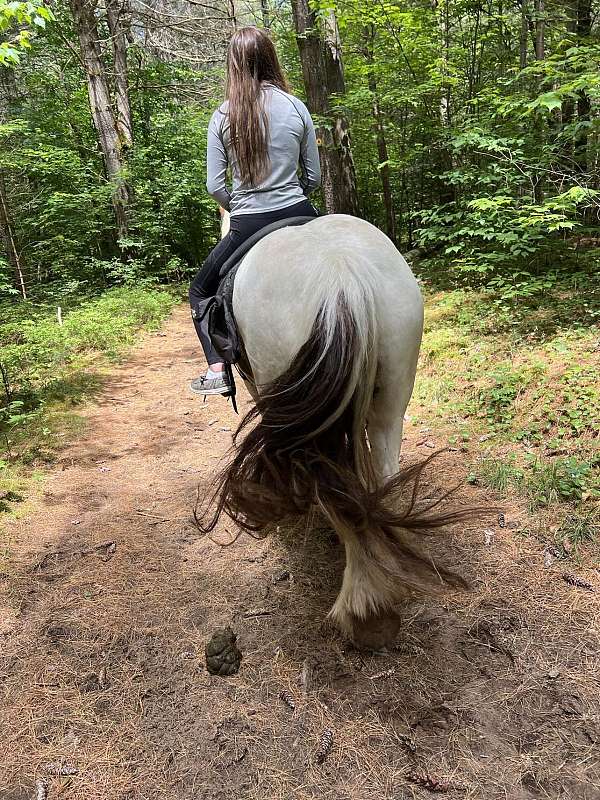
[{"x1": 189, "y1": 382, "x2": 232, "y2": 397}]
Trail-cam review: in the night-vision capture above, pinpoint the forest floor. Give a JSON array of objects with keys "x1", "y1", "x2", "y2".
[{"x1": 1, "y1": 305, "x2": 599, "y2": 800}]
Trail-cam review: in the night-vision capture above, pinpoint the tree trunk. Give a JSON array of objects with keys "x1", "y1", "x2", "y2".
[
  {"x1": 0, "y1": 175, "x2": 27, "y2": 299},
  {"x1": 105, "y1": 0, "x2": 133, "y2": 149},
  {"x1": 574, "y1": 0, "x2": 592, "y2": 171},
  {"x1": 532, "y1": 0, "x2": 545, "y2": 203},
  {"x1": 260, "y1": 0, "x2": 270, "y2": 27},
  {"x1": 439, "y1": 0, "x2": 451, "y2": 128},
  {"x1": 227, "y1": 0, "x2": 237, "y2": 28},
  {"x1": 520, "y1": 0, "x2": 528, "y2": 69},
  {"x1": 436, "y1": 0, "x2": 454, "y2": 206},
  {"x1": 562, "y1": 1, "x2": 577, "y2": 128},
  {"x1": 467, "y1": 6, "x2": 481, "y2": 100},
  {"x1": 0, "y1": 68, "x2": 27, "y2": 299},
  {"x1": 363, "y1": 26, "x2": 396, "y2": 244},
  {"x1": 70, "y1": 0, "x2": 129, "y2": 240},
  {"x1": 291, "y1": 0, "x2": 359, "y2": 215},
  {"x1": 534, "y1": 0, "x2": 544, "y2": 60}
]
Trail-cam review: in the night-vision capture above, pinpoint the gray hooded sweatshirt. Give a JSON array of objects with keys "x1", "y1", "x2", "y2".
[{"x1": 206, "y1": 84, "x2": 321, "y2": 216}]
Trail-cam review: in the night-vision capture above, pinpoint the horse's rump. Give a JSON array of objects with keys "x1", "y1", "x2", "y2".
[{"x1": 198, "y1": 215, "x2": 477, "y2": 643}]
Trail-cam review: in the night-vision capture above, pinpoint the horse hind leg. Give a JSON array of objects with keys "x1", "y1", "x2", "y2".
[
  {"x1": 329, "y1": 367, "x2": 418, "y2": 647},
  {"x1": 367, "y1": 360, "x2": 416, "y2": 481},
  {"x1": 328, "y1": 526, "x2": 406, "y2": 649}
]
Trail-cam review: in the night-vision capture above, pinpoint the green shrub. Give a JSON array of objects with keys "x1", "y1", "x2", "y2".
[
  {"x1": 0, "y1": 286, "x2": 176, "y2": 462},
  {"x1": 524, "y1": 455, "x2": 600, "y2": 508}
]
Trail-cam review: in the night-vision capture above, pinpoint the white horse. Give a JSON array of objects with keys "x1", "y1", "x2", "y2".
[{"x1": 205, "y1": 212, "x2": 463, "y2": 646}]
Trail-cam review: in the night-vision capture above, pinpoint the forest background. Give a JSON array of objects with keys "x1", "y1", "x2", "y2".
[{"x1": 1, "y1": 0, "x2": 599, "y2": 540}]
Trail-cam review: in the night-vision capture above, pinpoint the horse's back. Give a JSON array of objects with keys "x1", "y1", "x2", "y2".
[{"x1": 233, "y1": 214, "x2": 423, "y2": 386}]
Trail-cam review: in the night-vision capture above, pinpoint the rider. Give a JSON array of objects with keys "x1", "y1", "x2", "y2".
[{"x1": 189, "y1": 26, "x2": 322, "y2": 397}]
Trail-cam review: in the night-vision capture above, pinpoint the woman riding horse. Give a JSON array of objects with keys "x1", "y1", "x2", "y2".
[
  {"x1": 189, "y1": 26, "x2": 321, "y2": 397},
  {"x1": 191, "y1": 29, "x2": 474, "y2": 648}
]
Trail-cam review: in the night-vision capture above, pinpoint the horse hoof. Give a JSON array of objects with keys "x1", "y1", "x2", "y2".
[{"x1": 350, "y1": 611, "x2": 402, "y2": 650}]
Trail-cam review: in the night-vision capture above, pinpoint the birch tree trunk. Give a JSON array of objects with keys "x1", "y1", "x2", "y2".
[
  {"x1": 105, "y1": 0, "x2": 133, "y2": 149},
  {"x1": 291, "y1": 0, "x2": 359, "y2": 215},
  {"x1": 69, "y1": 0, "x2": 130, "y2": 240}
]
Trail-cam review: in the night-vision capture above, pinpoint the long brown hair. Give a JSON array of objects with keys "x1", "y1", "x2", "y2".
[{"x1": 226, "y1": 26, "x2": 289, "y2": 186}]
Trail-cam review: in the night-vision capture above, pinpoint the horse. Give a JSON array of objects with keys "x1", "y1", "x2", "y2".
[{"x1": 202, "y1": 212, "x2": 466, "y2": 647}]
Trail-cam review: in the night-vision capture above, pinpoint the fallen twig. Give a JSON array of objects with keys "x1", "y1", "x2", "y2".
[
  {"x1": 243, "y1": 608, "x2": 273, "y2": 618},
  {"x1": 135, "y1": 509, "x2": 169, "y2": 521},
  {"x1": 299, "y1": 658, "x2": 313, "y2": 694}
]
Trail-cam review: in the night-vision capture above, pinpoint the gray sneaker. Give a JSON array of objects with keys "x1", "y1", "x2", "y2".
[{"x1": 190, "y1": 373, "x2": 232, "y2": 396}]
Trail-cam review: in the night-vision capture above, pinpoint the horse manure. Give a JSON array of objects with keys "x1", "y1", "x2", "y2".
[{"x1": 205, "y1": 627, "x2": 242, "y2": 676}]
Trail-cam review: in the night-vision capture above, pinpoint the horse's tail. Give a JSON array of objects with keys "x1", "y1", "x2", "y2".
[{"x1": 200, "y1": 255, "x2": 472, "y2": 637}]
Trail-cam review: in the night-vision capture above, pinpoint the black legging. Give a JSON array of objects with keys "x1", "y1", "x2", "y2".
[{"x1": 189, "y1": 198, "x2": 318, "y2": 365}]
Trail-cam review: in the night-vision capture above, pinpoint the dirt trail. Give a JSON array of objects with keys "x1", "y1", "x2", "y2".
[{"x1": 1, "y1": 306, "x2": 599, "y2": 800}]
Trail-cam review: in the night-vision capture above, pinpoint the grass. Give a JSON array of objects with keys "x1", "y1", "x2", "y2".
[
  {"x1": 0, "y1": 284, "x2": 177, "y2": 506},
  {"x1": 412, "y1": 263, "x2": 600, "y2": 545},
  {"x1": 467, "y1": 453, "x2": 599, "y2": 508}
]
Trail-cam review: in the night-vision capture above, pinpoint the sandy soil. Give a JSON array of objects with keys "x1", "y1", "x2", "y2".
[{"x1": 1, "y1": 306, "x2": 599, "y2": 800}]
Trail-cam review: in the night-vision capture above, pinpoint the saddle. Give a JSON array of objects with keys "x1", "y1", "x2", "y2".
[{"x1": 194, "y1": 215, "x2": 316, "y2": 411}]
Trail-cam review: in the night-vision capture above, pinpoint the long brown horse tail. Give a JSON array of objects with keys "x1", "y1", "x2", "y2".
[{"x1": 200, "y1": 269, "x2": 474, "y2": 638}]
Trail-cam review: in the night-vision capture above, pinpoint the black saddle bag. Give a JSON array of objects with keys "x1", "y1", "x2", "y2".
[{"x1": 197, "y1": 215, "x2": 317, "y2": 366}]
